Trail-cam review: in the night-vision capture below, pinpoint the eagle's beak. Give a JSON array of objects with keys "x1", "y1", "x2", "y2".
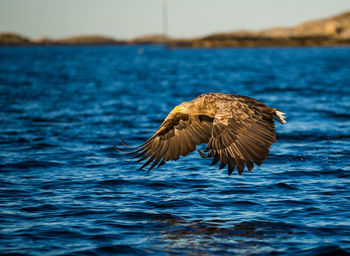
[{"x1": 173, "y1": 105, "x2": 183, "y2": 114}]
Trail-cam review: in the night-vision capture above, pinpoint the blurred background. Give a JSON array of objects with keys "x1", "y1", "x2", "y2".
[
  {"x1": 0, "y1": 0, "x2": 350, "y2": 39},
  {"x1": 1, "y1": 1, "x2": 350, "y2": 255}
]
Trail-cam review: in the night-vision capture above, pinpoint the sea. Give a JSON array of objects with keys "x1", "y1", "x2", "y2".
[{"x1": 0, "y1": 46, "x2": 349, "y2": 255}]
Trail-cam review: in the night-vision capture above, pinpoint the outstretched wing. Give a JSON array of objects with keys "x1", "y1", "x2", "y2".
[
  {"x1": 200, "y1": 99, "x2": 276, "y2": 175},
  {"x1": 115, "y1": 113, "x2": 213, "y2": 172}
]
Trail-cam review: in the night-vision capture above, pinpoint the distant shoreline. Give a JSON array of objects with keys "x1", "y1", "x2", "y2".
[
  {"x1": 1, "y1": 44, "x2": 350, "y2": 49},
  {"x1": 1, "y1": 10, "x2": 350, "y2": 48}
]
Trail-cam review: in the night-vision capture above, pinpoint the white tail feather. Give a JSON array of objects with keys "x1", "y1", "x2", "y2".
[{"x1": 273, "y1": 110, "x2": 287, "y2": 124}]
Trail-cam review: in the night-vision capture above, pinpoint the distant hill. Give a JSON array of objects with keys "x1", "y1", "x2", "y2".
[
  {"x1": 0, "y1": 33, "x2": 31, "y2": 45},
  {"x1": 169, "y1": 11, "x2": 350, "y2": 48},
  {"x1": 129, "y1": 34, "x2": 172, "y2": 44},
  {"x1": 0, "y1": 34, "x2": 126, "y2": 46},
  {"x1": 56, "y1": 35, "x2": 125, "y2": 45},
  {"x1": 1, "y1": 11, "x2": 350, "y2": 47}
]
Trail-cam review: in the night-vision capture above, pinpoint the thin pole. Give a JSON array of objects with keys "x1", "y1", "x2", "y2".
[{"x1": 162, "y1": 0, "x2": 168, "y2": 44}]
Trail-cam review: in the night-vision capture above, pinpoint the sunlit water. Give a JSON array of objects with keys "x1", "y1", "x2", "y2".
[{"x1": 0, "y1": 46, "x2": 350, "y2": 255}]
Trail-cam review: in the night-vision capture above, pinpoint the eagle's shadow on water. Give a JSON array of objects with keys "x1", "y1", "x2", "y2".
[
  {"x1": 150, "y1": 213, "x2": 295, "y2": 255},
  {"x1": 149, "y1": 214, "x2": 348, "y2": 255}
]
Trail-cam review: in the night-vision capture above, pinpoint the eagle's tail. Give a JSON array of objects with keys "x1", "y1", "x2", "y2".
[{"x1": 273, "y1": 110, "x2": 287, "y2": 124}]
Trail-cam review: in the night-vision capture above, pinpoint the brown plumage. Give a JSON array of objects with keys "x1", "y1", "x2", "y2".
[{"x1": 114, "y1": 93, "x2": 286, "y2": 175}]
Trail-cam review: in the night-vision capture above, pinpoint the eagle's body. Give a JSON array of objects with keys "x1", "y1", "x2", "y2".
[{"x1": 115, "y1": 93, "x2": 286, "y2": 175}]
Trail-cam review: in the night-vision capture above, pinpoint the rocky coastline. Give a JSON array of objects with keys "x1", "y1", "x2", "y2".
[{"x1": 1, "y1": 11, "x2": 349, "y2": 47}]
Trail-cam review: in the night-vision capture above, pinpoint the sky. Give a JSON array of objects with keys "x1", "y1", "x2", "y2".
[{"x1": 1, "y1": 0, "x2": 350, "y2": 40}]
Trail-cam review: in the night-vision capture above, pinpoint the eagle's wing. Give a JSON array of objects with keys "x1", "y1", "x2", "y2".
[
  {"x1": 200, "y1": 100, "x2": 276, "y2": 175},
  {"x1": 115, "y1": 113, "x2": 213, "y2": 172}
]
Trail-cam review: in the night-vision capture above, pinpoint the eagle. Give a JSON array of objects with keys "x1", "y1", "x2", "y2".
[{"x1": 115, "y1": 93, "x2": 286, "y2": 175}]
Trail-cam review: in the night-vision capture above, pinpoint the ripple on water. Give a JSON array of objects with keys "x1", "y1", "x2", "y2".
[{"x1": 0, "y1": 46, "x2": 350, "y2": 255}]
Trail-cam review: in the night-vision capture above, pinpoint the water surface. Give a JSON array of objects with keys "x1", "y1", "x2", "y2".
[{"x1": 0, "y1": 46, "x2": 350, "y2": 255}]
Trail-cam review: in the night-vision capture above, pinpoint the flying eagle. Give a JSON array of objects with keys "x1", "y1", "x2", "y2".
[{"x1": 115, "y1": 93, "x2": 286, "y2": 175}]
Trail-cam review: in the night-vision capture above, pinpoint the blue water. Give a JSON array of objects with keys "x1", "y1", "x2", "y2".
[{"x1": 0, "y1": 46, "x2": 350, "y2": 256}]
